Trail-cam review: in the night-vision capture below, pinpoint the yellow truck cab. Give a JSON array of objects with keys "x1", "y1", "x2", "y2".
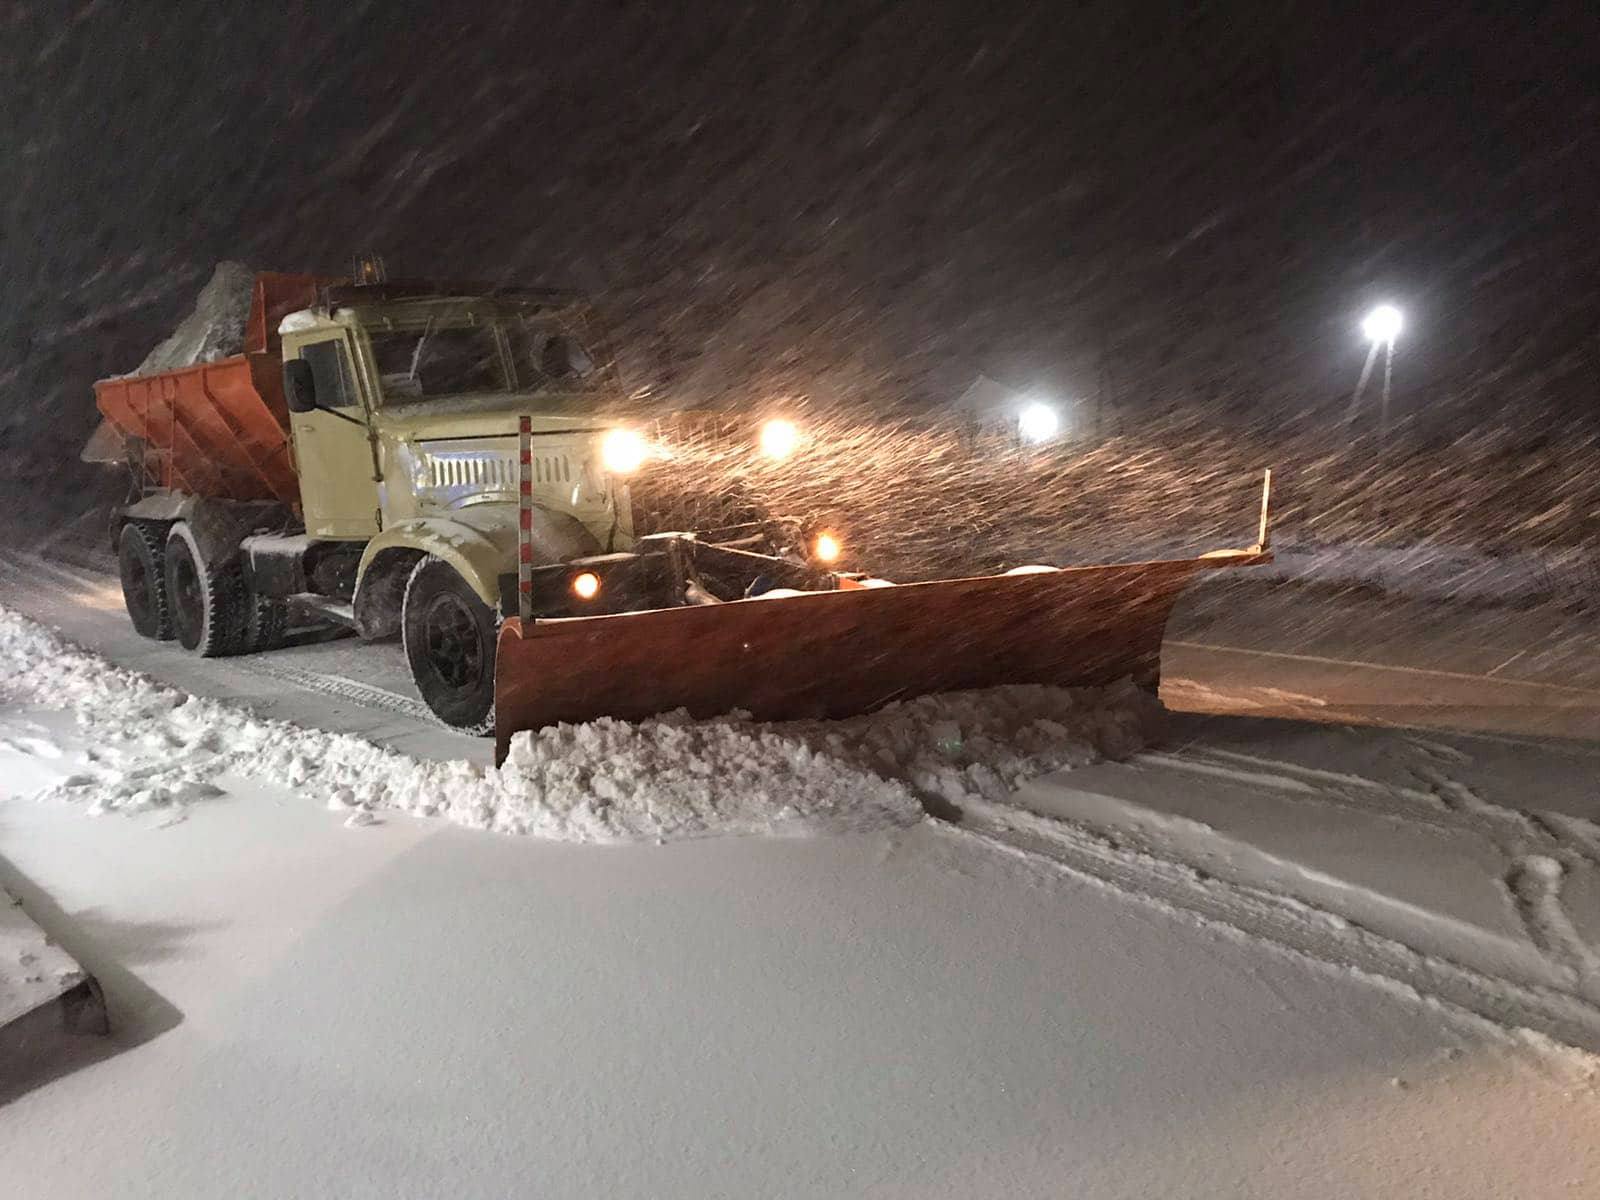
[
  {"x1": 106, "y1": 279, "x2": 659, "y2": 731},
  {"x1": 268, "y1": 284, "x2": 642, "y2": 728}
]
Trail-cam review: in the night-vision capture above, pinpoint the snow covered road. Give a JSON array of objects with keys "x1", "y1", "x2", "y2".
[
  {"x1": 4, "y1": 747, "x2": 1600, "y2": 1198},
  {"x1": 0, "y1": 548, "x2": 479, "y2": 763}
]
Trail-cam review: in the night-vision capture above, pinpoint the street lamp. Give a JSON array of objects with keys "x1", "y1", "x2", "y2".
[{"x1": 1361, "y1": 304, "x2": 1403, "y2": 346}]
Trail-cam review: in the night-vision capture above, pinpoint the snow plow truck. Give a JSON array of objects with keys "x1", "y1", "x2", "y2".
[{"x1": 95, "y1": 271, "x2": 1272, "y2": 762}]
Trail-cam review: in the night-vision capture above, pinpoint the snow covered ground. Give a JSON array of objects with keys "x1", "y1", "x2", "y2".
[
  {"x1": 4, "y1": 561, "x2": 1600, "y2": 1196},
  {"x1": 5, "y1": 720, "x2": 1600, "y2": 1198}
]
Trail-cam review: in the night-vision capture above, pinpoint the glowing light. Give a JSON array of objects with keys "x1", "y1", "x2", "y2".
[
  {"x1": 1362, "y1": 304, "x2": 1403, "y2": 344},
  {"x1": 813, "y1": 532, "x2": 841, "y2": 563},
  {"x1": 759, "y1": 418, "x2": 801, "y2": 460},
  {"x1": 599, "y1": 429, "x2": 646, "y2": 474},
  {"x1": 1018, "y1": 403, "x2": 1060, "y2": 443},
  {"x1": 570, "y1": 571, "x2": 601, "y2": 600}
]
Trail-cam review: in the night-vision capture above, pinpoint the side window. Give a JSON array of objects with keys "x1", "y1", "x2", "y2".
[
  {"x1": 299, "y1": 339, "x2": 358, "y2": 410},
  {"x1": 537, "y1": 333, "x2": 595, "y2": 381},
  {"x1": 513, "y1": 318, "x2": 599, "y2": 389}
]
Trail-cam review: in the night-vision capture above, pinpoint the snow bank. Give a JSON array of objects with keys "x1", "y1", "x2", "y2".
[
  {"x1": 124, "y1": 261, "x2": 255, "y2": 376},
  {"x1": 0, "y1": 603, "x2": 1162, "y2": 843}
]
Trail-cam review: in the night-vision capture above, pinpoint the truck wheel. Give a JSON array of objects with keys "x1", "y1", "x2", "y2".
[
  {"x1": 402, "y1": 557, "x2": 497, "y2": 733},
  {"x1": 118, "y1": 521, "x2": 173, "y2": 641},
  {"x1": 164, "y1": 523, "x2": 245, "y2": 657}
]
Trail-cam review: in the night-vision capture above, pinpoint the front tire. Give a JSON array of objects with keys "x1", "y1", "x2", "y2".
[
  {"x1": 118, "y1": 521, "x2": 173, "y2": 640},
  {"x1": 402, "y1": 557, "x2": 497, "y2": 733},
  {"x1": 164, "y1": 523, "x2": 245, "y2": 657}
]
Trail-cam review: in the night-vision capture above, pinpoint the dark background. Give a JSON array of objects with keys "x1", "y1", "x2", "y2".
[{"x1": 4, "y1": 1, "x2": 1598, "y2": 513}]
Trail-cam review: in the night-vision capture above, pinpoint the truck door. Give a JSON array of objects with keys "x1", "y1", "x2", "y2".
[{"x1": 288, "y1": 335, "x2": 381, "y2": 539}]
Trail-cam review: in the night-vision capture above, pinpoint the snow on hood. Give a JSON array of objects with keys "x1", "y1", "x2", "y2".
[{"x1": 0, "y1": 603, "x2": 1162, "y2": 843}]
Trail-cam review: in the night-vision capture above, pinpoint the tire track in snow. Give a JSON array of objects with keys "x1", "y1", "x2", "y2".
[
  {"x1": 948, "y1": 801, "x2": 1600, "y2": 1058},
  {"x1": 1505, "y1": 856, "x2": 1600, "y2": 991},
  {"x1": 1138, "y1": 747, "x2": 1469, "y2": 835},
  {"x1": 234, "y1": 659, "x2": 436, "y2": 723},
  {"x1": 1150, "y1": 745, "x2": 1600, "y2": 870},
  {"x1": 1404, "y1": 734, "x2": 1473, "y2": 764},
  {"x1": 1136, "y1": 742, "x2": 1600, "y2": 1001}
]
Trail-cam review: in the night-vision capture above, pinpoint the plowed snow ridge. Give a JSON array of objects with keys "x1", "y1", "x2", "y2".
[{"x1": 0, "y1": 602, "x2": 1161, "y2": 842}]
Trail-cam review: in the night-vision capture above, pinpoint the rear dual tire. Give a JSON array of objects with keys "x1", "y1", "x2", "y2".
[
  {"x1": 118, "y1": 525, "x2": 497, "y2": 735},
  {"x1": 164, "y1": 523, "x2": 246, "y2": 658},
  {"x1": 118, "y1": 521, "x2": 174, "y2": 641}
]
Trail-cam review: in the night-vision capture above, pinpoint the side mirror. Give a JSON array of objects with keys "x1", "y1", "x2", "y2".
[{"x1": 283, "y1": 359, "x2": 317, "y2": 413}]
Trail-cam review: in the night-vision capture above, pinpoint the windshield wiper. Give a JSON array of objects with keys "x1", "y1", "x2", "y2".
[{"x1": 407, "y1": 315, "x2": 436, "y2": 382}]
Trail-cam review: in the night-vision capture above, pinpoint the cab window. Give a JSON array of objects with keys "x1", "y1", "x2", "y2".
[{"x1": 511, "y1": 320, "x2": 600, "y2": 389}]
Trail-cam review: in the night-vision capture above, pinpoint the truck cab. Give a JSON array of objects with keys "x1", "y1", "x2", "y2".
[
  {"x1": 279, "y1": 288, "x2": 633, "y2": 545},
  {"x1": 265, "y1": 284, "x2": 647, "y2": 728},
  {"x1": 105, "y1": 278, "x2": 654, "y2": 732}
]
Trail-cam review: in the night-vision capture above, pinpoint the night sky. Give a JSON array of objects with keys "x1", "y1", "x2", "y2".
[{"x1": 4, "y1": 1, "x2": 1598, "y2": 502}]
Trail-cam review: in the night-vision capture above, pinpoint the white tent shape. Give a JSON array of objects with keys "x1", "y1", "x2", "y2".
[{"x1": 952, "y1": 373, "x2": 1023, "y2": 423}]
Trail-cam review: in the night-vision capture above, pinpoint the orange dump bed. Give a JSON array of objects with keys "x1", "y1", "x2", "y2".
[{"x1": 94, "y1": 272, "x2": 335, "y2": 505}]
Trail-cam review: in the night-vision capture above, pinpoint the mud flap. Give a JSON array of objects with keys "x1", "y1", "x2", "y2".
[{"x1": 493, "y1": 550, "x2": 1268, "y2": 764}]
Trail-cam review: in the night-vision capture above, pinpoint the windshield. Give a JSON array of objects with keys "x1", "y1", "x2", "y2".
[
  {"x1": 368, "y1": 318, "x2": 603, "y2": 405},
  {"x1": 370, "y1": 325, "x2": 505, "y2": 402}
]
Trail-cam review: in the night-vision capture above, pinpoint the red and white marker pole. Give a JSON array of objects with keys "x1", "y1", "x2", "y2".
[{"x1": 518, "y1": 414, "x2": 533, "y2": 624}]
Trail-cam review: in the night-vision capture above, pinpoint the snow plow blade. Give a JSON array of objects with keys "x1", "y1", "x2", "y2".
[{"x1": 493, "y1": 548, "x2": 1269, "y2": 763}]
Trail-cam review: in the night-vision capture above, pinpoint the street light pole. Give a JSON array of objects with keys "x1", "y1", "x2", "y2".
[
  {"x1": 1356, "y1": 304, "x2": 1403, "y2": 442},
  {"x1": 1346, "y1": 340, "x2": 1380, "y2": 429},
  {"x1": 1380, "y1": 337, "x2": 1394, "y2": 440}
]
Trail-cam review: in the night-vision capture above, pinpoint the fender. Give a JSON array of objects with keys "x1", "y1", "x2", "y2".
[{"x1": 355, "y1": 504, "x2": 603, "y2": 609}]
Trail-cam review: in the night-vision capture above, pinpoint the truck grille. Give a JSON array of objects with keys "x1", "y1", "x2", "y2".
[{"x1": 424, "y1": 451, "x2": 571, "y2": 490}]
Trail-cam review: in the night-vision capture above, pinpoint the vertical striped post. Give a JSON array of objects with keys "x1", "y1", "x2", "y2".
[
  {"x1": 518, "y1": 415, "x2": 534, "y2": 624},
  {"x1": 1256, "y1": 467, "x2": 1273, "y2": 552}
]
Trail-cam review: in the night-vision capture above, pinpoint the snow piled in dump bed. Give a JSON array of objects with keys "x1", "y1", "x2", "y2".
[
  {"x1": 0, "y1": 603, "x2": 1162, "y2": 842},
  {"x1": 125, "y1": 261, "x2": 255, "y2": 376}
]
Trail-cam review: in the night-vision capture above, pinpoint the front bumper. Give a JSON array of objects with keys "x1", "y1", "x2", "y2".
[{"x1": 498, "y1": 532, "x2": 837, "y2": 620}]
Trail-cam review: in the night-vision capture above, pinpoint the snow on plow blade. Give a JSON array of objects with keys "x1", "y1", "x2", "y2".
[{"x1": 493, "y1": 548, "x2": 1269, "y2": 763}]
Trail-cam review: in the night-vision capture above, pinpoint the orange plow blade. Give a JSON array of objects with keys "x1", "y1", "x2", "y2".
[{"x1": 493, "y1": 549, "x2": 1268, "y2": 764}]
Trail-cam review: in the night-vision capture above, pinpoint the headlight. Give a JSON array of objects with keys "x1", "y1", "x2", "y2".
[
  {"x1": 758, "y1": 418, "x2": 800, "y2": 460},
  {"x1": 570, "y1": 571, "x2": 601, "y2": 600},
  {"x1": 599, "y1": 428, "x2": 646, "y2": 474},
  {"x1": 812, "y1": 532, "x2": 841, "y2": 563}
]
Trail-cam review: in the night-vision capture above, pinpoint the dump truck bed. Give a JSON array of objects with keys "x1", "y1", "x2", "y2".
[{"x1": 93, "y1": 272, "x2": 334, "y2": 505}]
